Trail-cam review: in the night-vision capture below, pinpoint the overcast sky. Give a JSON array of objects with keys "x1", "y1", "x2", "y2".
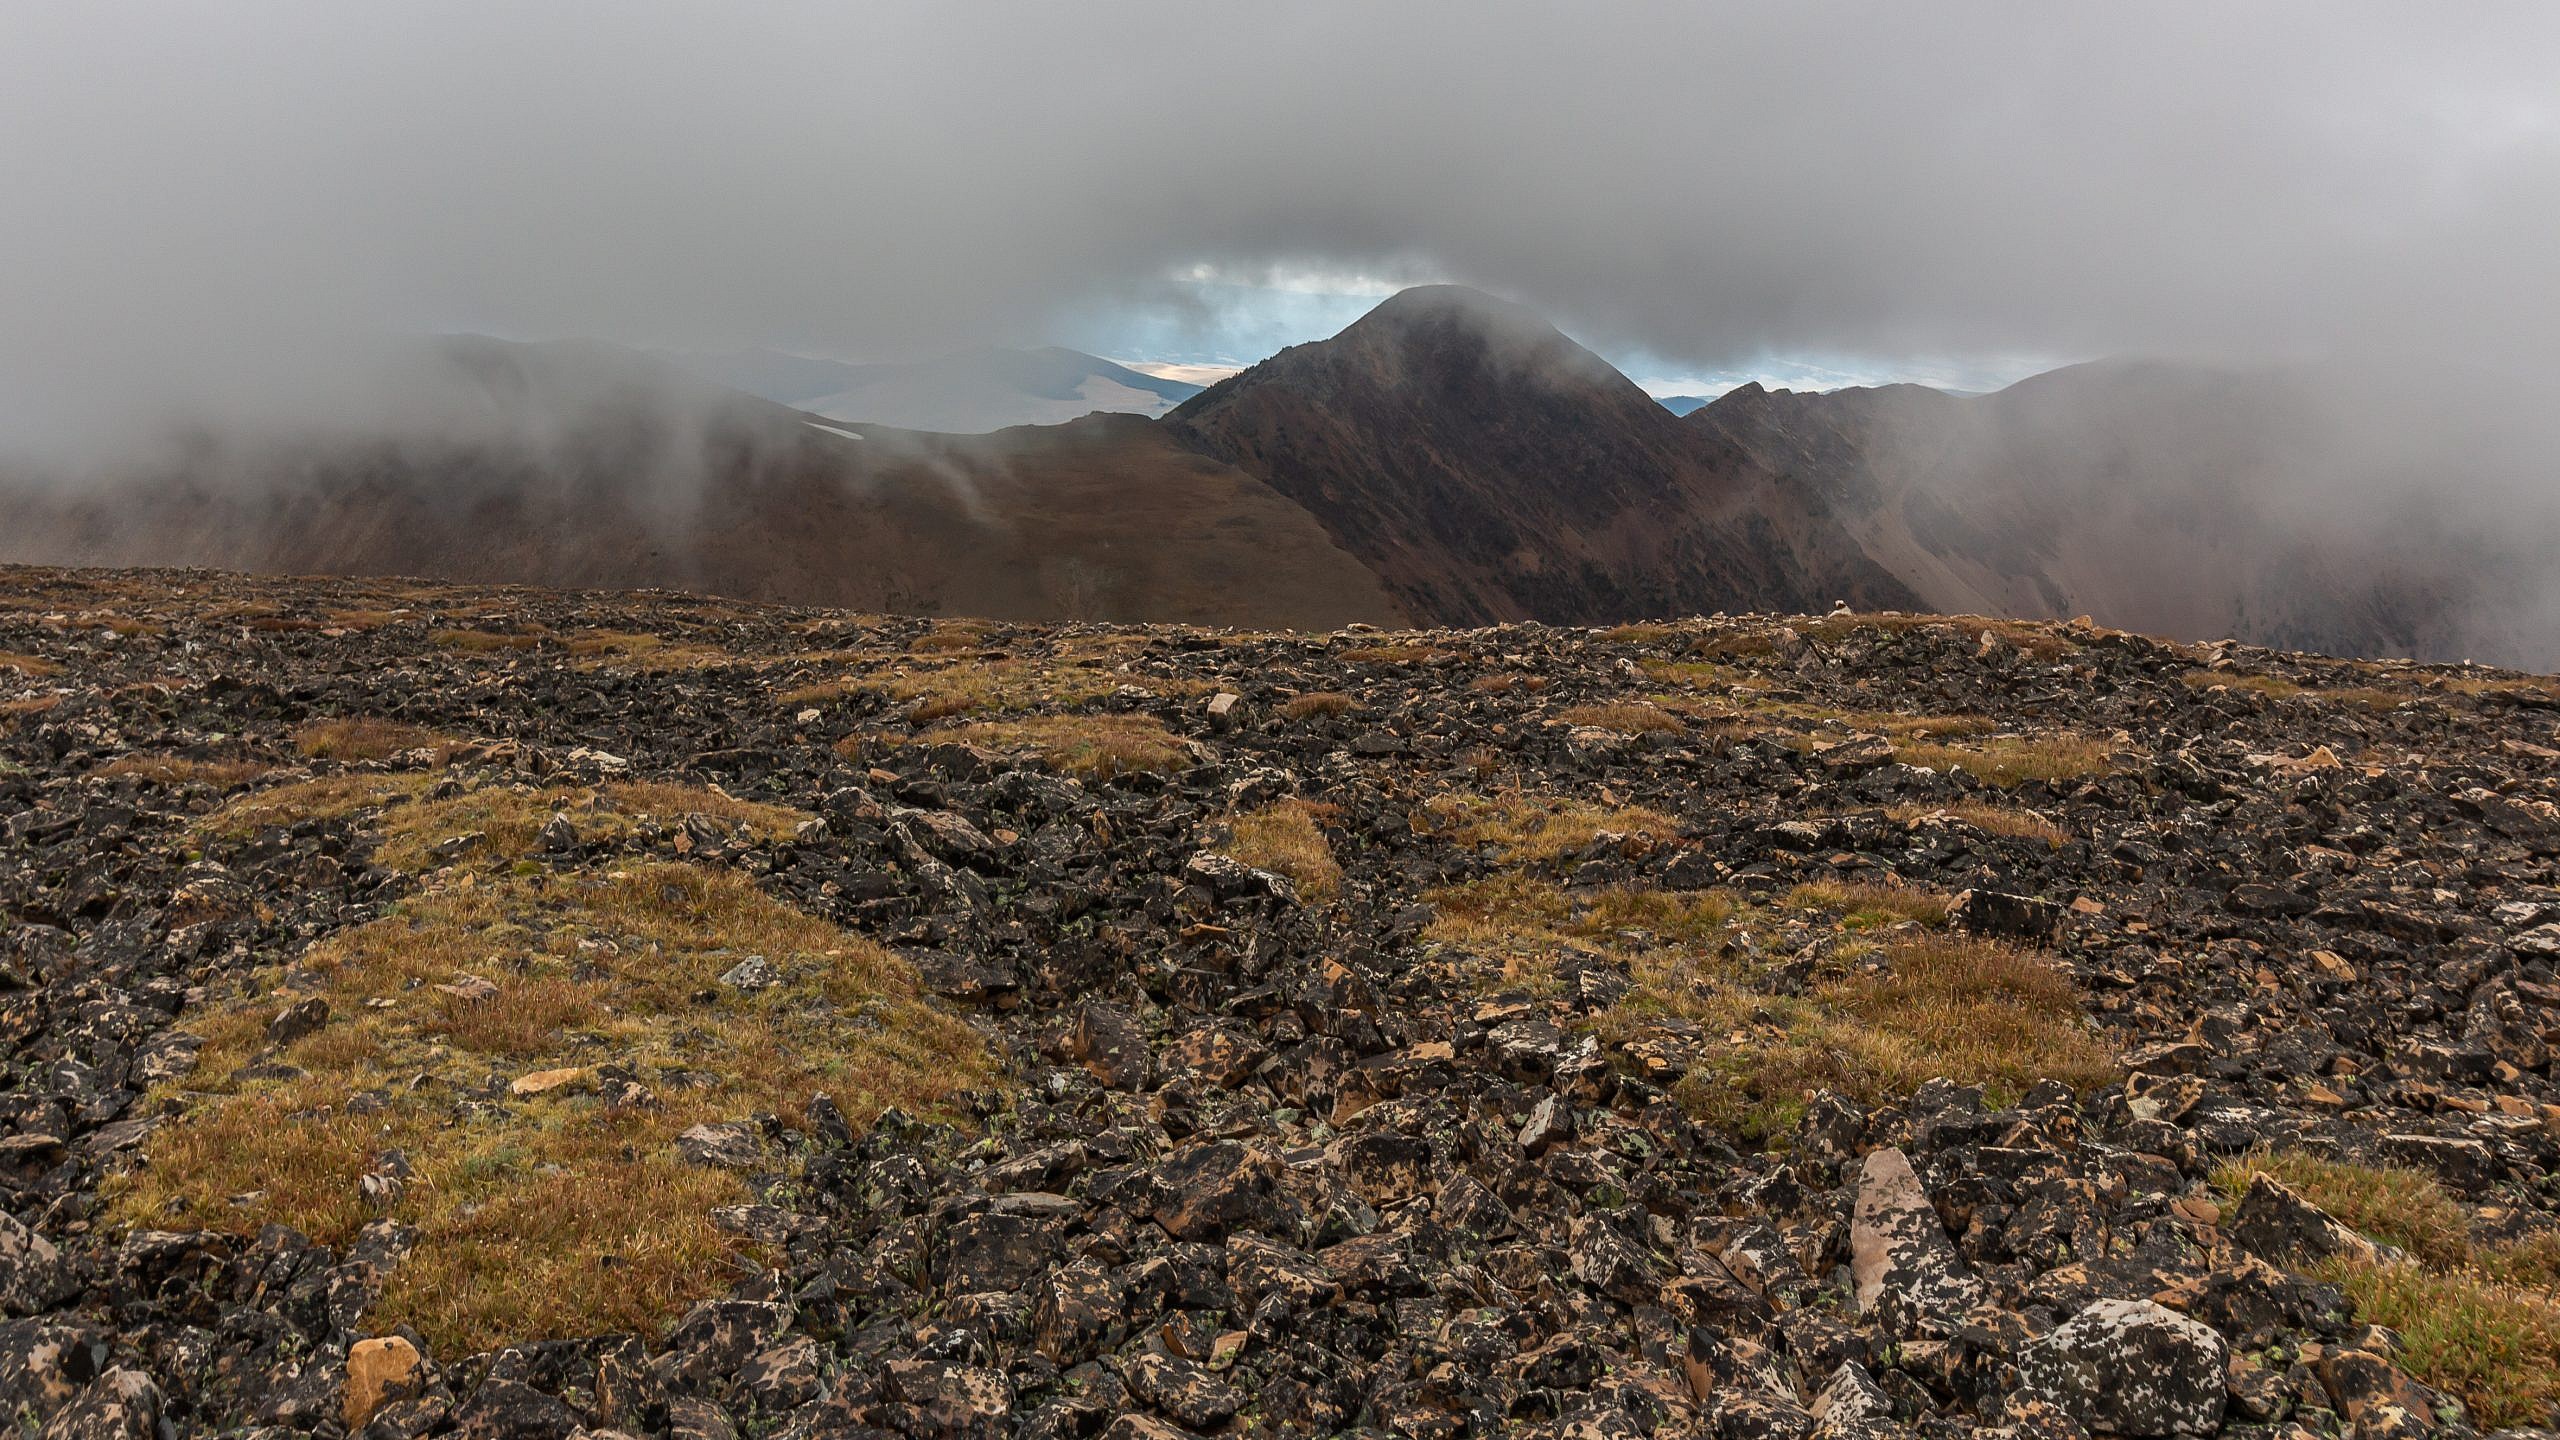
[{"x1": 3, "y1": 3, "x2": 2555, "y2": 446}]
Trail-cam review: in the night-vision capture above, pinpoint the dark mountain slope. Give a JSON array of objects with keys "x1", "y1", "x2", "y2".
[
  {"x1": 0, "y1": 339, "x2": 1394, "y2": 630},
  {"x1": 1692, "y1": 361, "x2": 2560, "y2": 666},
  {"x1": 1167, "y1": 286, "x2": 1920, "y2": 625}
]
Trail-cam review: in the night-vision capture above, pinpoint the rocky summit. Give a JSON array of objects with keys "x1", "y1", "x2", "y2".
[{"x1": 7, "y1": 564, "x2": 2560, "y2": 1439}]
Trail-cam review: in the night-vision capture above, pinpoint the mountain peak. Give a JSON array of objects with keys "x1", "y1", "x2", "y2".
[
  {"x1": 1164, "y1": 284, "x2": 1918, "y2": 626},
  {"x1": 1344, "y1": 284, "x2": 1585, "y2": 354}
]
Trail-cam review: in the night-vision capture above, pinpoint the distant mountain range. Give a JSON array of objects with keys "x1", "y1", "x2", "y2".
[
  {"x1": 659, "y1": 345, "x2": 1203, "y2": 432},
  {"x1": 4, "y1": 289, "x2": 2554, "y2": 666}
]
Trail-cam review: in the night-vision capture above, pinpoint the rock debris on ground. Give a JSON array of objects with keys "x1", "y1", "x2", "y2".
[{"x1": 3, "y1": 566, "x2": 2560, "y2": 1438}]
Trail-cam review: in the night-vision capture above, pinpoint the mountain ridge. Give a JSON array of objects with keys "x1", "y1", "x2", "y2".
[
  {"x1": 0, "y1": 288, "x2": 2553, "y2": 665},
  {"x1": 1166, "y1": 284, "x2": 1923, "y2": 625}
]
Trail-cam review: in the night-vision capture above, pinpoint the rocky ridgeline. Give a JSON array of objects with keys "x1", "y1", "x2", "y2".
[{"x1": 3, "y1": 565, "x2": 2559, "y2": 1440}]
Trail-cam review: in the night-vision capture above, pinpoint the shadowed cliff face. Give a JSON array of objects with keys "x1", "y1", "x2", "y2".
[{"x1": 1166, "y1": 286, "x2": 1922, "y2": 626}]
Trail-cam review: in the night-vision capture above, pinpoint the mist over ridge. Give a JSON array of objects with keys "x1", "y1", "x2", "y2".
[{"x1": 1, "y1": 4, "x2": 2555, "y2": 665}]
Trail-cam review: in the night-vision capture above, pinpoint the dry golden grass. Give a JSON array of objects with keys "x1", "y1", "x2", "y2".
[
  {"x1": 110, "y1": 860, "x2": 990, "y2": 1354},
  {"x1": 2211, "y1": 1151, "x2": 2560, "y2": 1426},
  {"x1": 370, "y1": 781, "x2": 809, "y2": 873},
  {"x1": 889, "y1": 658, "x2": 1126, "y2": 723},
  {"x1": 928, "y1": 714, "x2": 1191, "y2": 780},
  {"x1": 1645, "y1": 935, "x2": 2116, "y2": 1142},
  {"x1": 202, "y1": 774, "x2": 438, "y2": 840},
  {"x1": 777, "y1": 679, "x2": 854, "y2": 707},
  {"x1": 1417, "y1": 789, "x2": 1679, "y2": 863},
  {"x1": 1649, "y1": 692, "x2": 1992, "y2": 746},
  {"x1": 1784, "y1": 878, "x2": 1955, "y2": 927},
  {"x1": 97, "y1": 754, "x2": 271, "y2": 789},
  {"x1": 1468, "y1": 673, "x2": 1549, "y2": 695},
  {"x1": 1, "y1": 695, "x2": 62, "y2": 717},
  {"x1": 2181, "y1": 669, "x2": 2409, "y2": 708},
  {"x1": 204, "y1": 773, "x2": 806, "y2": 864},
  {"x1": 1796, "y1": 612, "x2": 2079, "y2": 661},
  {"x1": 1281, "y1": 691, "x2": 1361, "y2": 720},
  {"x1": 1338, "y1": 642, "x2": 1445, "y2": 665},
  {"x1": 1819, "y1": 936, "x2": 2117, "y2": 1096},
  {"x1": 909, "y1": 623, "x2": 996, "y2": 654},
  {"x1": 1886, "y1": 802, "x2": 2069, "y2": 848},
  {"x1": 1598, "y1": 623, "x2": 1683, "y2": 645},
  {"x1": 323, "y1": 607, "x2": 412, "y2": 630},
  {"x1": 789, "y1": 648, "x2": 1187, "y2": 723},
  {"x1": 292, "y1": 717, "x2": 456, "y2": 763},
  {"x1": 68, "y1": 613, "x2": 160, "y2": 637},
  {"x1": 1222, "y1": 799, "x2": 1343, "y2": 900},
  {"x1": 0, "y1": 652, "x2": 59, "y2": 677},
  {"x1": 2316, "y1": 1263, "x2": 2560, "y2": 1428},
  {"x1": 563, "y1": 630, "x2": 734, "y2": 672},
  {"x1": 1556, "y1": 702, "x2": 1686, "y2": 735},
  {"x1": 1423, "y1": 874, "x2": 1736, "y2": 993},
  {"x1": 2427, "y1": 671, "x2": 2560, "y2": 701},
  {"x1": 2212, "y1": 1150, "x2": 2477, "y2": 1270},
  {"x1": 1686, "y1": 630, "x2": 1788, "y2": 663},
  {"x1": 430, "y1": 628, "x2": 543, "y2": 653},
  {"x1": 1890, "y1": 734, "x2": 2116, "y2": 787},
  {"x1": 1637, "y1": 658, "x2": 1763, "y2": 690},
  {"x1": 603, "y1": 781, "x2": 808, "y2": 838}
]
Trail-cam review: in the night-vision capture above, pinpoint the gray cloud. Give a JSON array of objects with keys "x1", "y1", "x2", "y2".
[{"x1": 2, "y1": 2, "x2": 2556, "y2": 455}]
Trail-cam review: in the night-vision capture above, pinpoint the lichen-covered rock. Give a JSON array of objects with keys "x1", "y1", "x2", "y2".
[
  {"x1": 10, "y1": 570, "x2": 2560, "y2": 1432},
  {"x1": 0, "y1": 1216, "x2": 71, "y2": 1317},
  {"x1": 37, "y1": 1368, "x2": 160, "y2": 1440},
  {"x1": 2014, "y1": 1298, "x2": 2228, "y2": 1437},
  {"x1": 1849, "y1": 1147, "x2": 1980, "y2": 1327}
]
